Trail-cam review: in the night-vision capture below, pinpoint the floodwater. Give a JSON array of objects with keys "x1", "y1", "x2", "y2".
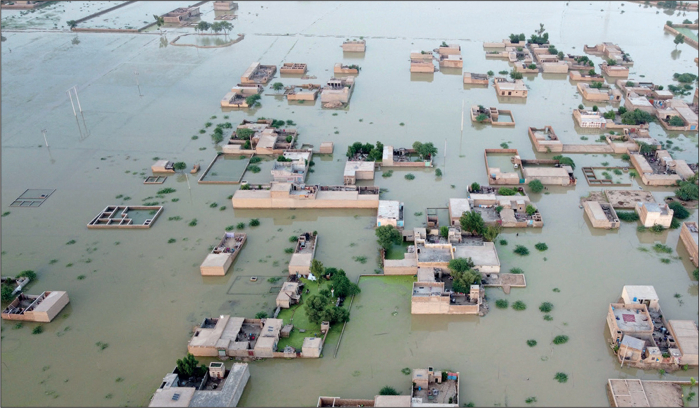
[{"x1": 1, "y1": 1, "x2": 699, "y2": 407}]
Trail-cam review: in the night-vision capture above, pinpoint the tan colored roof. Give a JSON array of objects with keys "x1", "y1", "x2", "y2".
[
  {"x1": 374, "y1": 395, "x2": 412, "y2": 407},
  {"x1": 200, "y1": 253, "x2": 230, "y2": 268},
  {"x1": 668, "y1": 320, "x2": 698, "y2": 356},
  {"x1": 344, "y1": 161, "x2": 375, "y2": 176}
]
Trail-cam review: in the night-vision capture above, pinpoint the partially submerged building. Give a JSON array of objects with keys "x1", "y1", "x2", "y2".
[
  {"x1": 577, "y1": 82, "x2": 622, "y2": 103},
  {"x1": 163, "y1": 7, "x2": 200, "y2": 24},
  {"x1": 410, "y1": 59, "x2": 436, "y2": 73},
  {"x1": 342, "y1": 40, "x2": 366, "y2": 52},
  {"x1": 289, "y1": 232, "x2": 318, "y2": 276},
  {"x1": 412, "y1": 268, "x2": 485, "y2": 315},
  {"x1": 271, "y1": 151, "x2": 312, "y2": 184},
  {"x1": 1, "y1": 291, "x2": 69, "y2": 322},
  {"x1": 223, "y1": 119, "x2": 297, "y2": 154},
  {"x1": 148, "y1": 363, "x2": 250, "y2": 408},
  {"x1": 334, "y1": 63, "x2": 360, "y2": 75},
  {"x1": 213, "y1": 1, "x2": 238, "y2": 11},
  {"x1": 607, "y1": 286, "x2": 698, "y2": 370},
  {"x1": 152, "y1": 160, "x2": 176, "y2": 174},
  {"x1": 680, "y1": 222, "x2": 699, "y2": 267},
  {"x1": 276, "y1": 281, "x2": 301, "y2": 309},
  {"x1": 220, "y1": 85, "x2": 263, "y2": 108},
  {"x1": 462, "y1": 189, "x2": 544, "y2": 228},
  {"x1": 284, "y1": 84, "x2": 320, "y2": 101},
  {"x1": 493, "y1": 77, "x2": 528, "y2": 98},
  {"x1": 629, "y1": 150, "x2": 695, "y2": 186},
  {"x1": 231, "y1": 183, "x2": 380, "y2": 209},
  {"x1": 470, "y1": 105, "x2": 515, "y2": 126},
  {"x1": 463, "y1": 73, "x2": 489, "y2": 85},
  {"x1": 634, "y1": 202, "x2": 674, "y2": 228},
  {"x1": 377, "y1": 200, "x2": 404, "y2": 228},
  {"x1": 573, "y1": 109, "x2": 608, "y2": 128},
  {"x1": 600, "y1": 63, "x2": 629, "y2": 78},
  {"x1": 343, "y1": 160, "x2": 375, "y2": 185},
  {"x1": 280, "y1": 63, "x2": 307, "y2": 75},
  {"x1": 484, "y1": 149, "x2": 575, "y2": 186},
  {"x1": 87, "y1": 205, "x2": 163, "y2": 229},
  {"x1": 569, "y1": 70, "x2": 605, "y2": 82},
  {"x1": 655, "y1": 98, "x2": 699, "y2": 132},
  {"x1": 528, "y1": 126, "x2": 562, "y2": 152},
  {"x1": 585, "y1": 42, "x2": 634, "y2": 66},
  {"x1": 607, "y1": 379, "x2": 687, "y2": 407},
  {"x1": 583, "y1": 201, "x2": 620, "y2": 229},
  {"x1": 320, "y1": 77, "x2": 355, "y2": 108},
  {"x1": 381, "y1": 145, "x2": 434, "y2": 168},
  {"x1": 438, "y1": 54, "x2": 462, "y2": 69},
  {"x1": 200, "y1": 232, "x2": 247, "y2": 276},
  {"x1": 240, "y1": 62, "x2": 277, "y2": 85}
]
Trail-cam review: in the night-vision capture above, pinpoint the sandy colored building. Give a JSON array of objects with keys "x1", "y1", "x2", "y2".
[
  {"x1": 410, "y1": 50, "x2": 433, "y2": 61},
  {"x1": 381, "y1": 145, "x2": 434, "y2": 168},
  {"x1": 213, "y1": 1, "x2": 238, "y2": 11},
  {"x1": 334, "y1": 63, "x2": 359, "y2": 74},
  {"x1": 276, "y1": 281, "x2": 300, "y2": 309},
  {"x1": 628, "y1": 150, "x2": 692, "y2": 186},
  {"x1": 163, "y1": 7, "x2": 200, "y2": 24},
  {"x1": 624, "y1": 92, "x2": 655, "y2": 115},
  {"x1": 439, "y1": 54, "x2": 463, "y2": 68},
  {"x1": 470, "y1": 106, "x2": 515, "y2": 126},
  {"x1": 573, "y1": 109, "x2": 608, "y2": 128},
  {"x1": 220, "y1": 85, "x2": 263, "y2": 108},
  {"x1": 344, "y1": 161, "x2": 375, "y2": 185},
  {"x1": 342, "y1": 40, "x2": 366, "y2": 52},
  {"x1": 607, "y1": 379, "x2": 687, "y2": 407},
  {"x1": 301, "y1": 337, "x2": 323, "y2": 358},
  {"x1": 148, "y1": 362, "x2": 249, "y2": 408},
  {"x1": 289, "y1": 232, "x2": 318, "y2": 276},
  {"x1": 528, "y1": 126, "x2": 563, "y2": 152},
  {"x1": 680, "y1": 222, "x2": 699, "y2": 267},
  {"x1": 635, "y1": 202, "x2": 674, "y2": 228},
  {"x1": 583, "y1": 201, "x2": 620, "y2": 229},
  {"x1": 319, "y1": 142, "x2": 334, "y2": 154},
  {"x1": 1, "y1": 291, "x2": 69, "y2": 322},
  {"x1": 463, "y1": 73, "x2": 489, "y2": 85},
  {"x1": 577, "y1": 83, "x2": 622, "y2": 102},
  {"x1": 410, "y1": 59, "x2": 436, "y2": 73},
  {"x1": 493, "y1": 77, "x2": 528, "y2": 98},
  {"x1": 465, "y1": 191, "x2": 543, "y2": 228},
  {"x1": 87, "y1": 205, "x2": 163, "y2": 229},
  {"x1": 240, "y1": 62, "x2": 277, "y2": 85},
  {"x1": 223, "y1": 119, "x2": 296, "y2": 154},
  {"x1": 280, "y1": 63, "x2": 307, "y2": 75},
  {"x1": 152, "y1": 160, "x2": 176, "y2": 173},
  {"x1": 377, "y1": 200, "x2": 404, "y2": 228},
  {"x1": 320, "y1": 77, "x2": 355, "y2": 108},
  {"x1": 569, "y1": 70, "x2": 604, "y2": 82},
  {"x1": 656, "y1": 98, "x2": 699, "y2": 132},
  {"x1": 200, "y1": 232, "x2": 247, "y2": 276},
  {"x1": 231, "y1": 183, "x2": 380, "y2": 209},
  {"x1": 542, "y1": 61, "x2": 569, "y2": 73},
  {"x1": 585, "y1": 42, "x2": 634, "y2": 66},
  {"x1": 600, "y1": 63, "x2": 629, "y2": 78},
  {"x1": 437, "y1": 44, "x2": 461, "y2": 56},
  {"x1": 271, "y1": 151, "x2": 311, "y2": 184},
  {"x1": 283, "y1": 84, "x2": 320, "y2": 101}
]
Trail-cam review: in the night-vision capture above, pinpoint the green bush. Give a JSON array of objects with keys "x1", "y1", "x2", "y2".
[
  {"x1": 499, "y1": 239, "x2": 508, "y2": 246},
  {"x1": 510, "y1": 268, "x2": 524, "y2": 274},
  {"x1": 553, "y1": 335, "x2": 569, "y2": 344},
  {"x1": 435, "y1": 168, "x2": 442, "y2": 177},
  {"x1": 289, "y1": 235, "x2": 299, "y2": 242},
  {"x1": 514, "y1": 245, "x2": 529, "y2": 256},
  {"x1": 249, "y1": 219, "x2": 260, "y2": 227},
  {"x1": 284, "y1": 247, "x2": 294, "y2": 254},
  {"x1": 675, "y1": 180, "x2": 699, "y2": 201},
  {"x1": 511, "y1": 300, "x2": 527, "y2": 311},
  {"x1": 668, "y1": 201, "x2": 690, "y2": 219},
  {"x1": 249, "y1": 156, "x2": 262, "y2": 164},
  {"x1": 621, "y1": 153, "x2": 630, "y2": 161},
  {"x1": 379, "y1": 386, "x2": 399, "y2": 396},
  {"x1": 470, "y1": 182, "x2": 481, "y2": 192},
  {"x1": 552, "y1": 155, "x2": 576, "y2": 169},
  {"x1": 527, "y1": 340, "x2": 537, "y2": 347},
  {"x1": 554, "y1": 372, "x2": 568, "y2": 383},
  {"x1": 617, "y1": 211, "x2": 639, "y2": 222},
  {"x1": 528, "y1": 180, "x2": 544, "y2": 193},
  {"x1": 248, "y1": 165, "x2": 261, "y2": 173},
  {"x1": 236, "y1": 222, "x2": 245, "y2": 230},
  {"x1": 495, "y1": 299, "x2": 509, "y2": 309},
  {"x1": 404, "y1": 173, "x2": 415, "y2": 180},
  {"x1": 497, "y1": 187, "x2": 517, "y2": 196},
  {"x1": 535, "y1": 243, "x2": 548, "y2": 251},
  {"x1": 539, "y1": 302, "x2": 553, "y2": 313},
  {"x1": 16, "y1": 270, "x2": 36, "y2": 281}
]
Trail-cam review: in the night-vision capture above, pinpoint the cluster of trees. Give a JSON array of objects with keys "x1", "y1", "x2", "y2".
[
  {"x1": 553, "y1": 155, "x2": 576, "y2": 169},
  {"x1": 668, "y1": 83, "x2": 693, "y2": 96},
  {"x1": 673, "y1": 72, "x2": 697, "y2": 83},
  {"x1": 194, "y1": 21, "x2": 234, "y2": 36},
  {"x1": 304, "y1": 260, "x2": 358, "y2": 325},
  {"x1": 176, "y1": 353, "x2": 207, "y2": 378},
  {"x1": 509, "y1": 33, "x2": 526, "y2": 43},
  {"x1": 458, "y1": 211, "x2": 501, "y2": 242},
  {"x1": 590, "y1": 81, "x2": 604, "y2": 89},
  {"x1": 375, "y1": 225, "x2": 402, "y2": 250},
  {"x1": 236, "y1": 128, "x2": 256, "y2": 140},
  {"x1": 620, "y1": 109, "x2": 654, "y2": 125},
  {"x1": 509, "y1": 68, "x2": 523, "y2": 80},
  {"x1": 346, "y1": 141, "x2": 384, "y2": 161},
  {"x1": 412, "y1": 141, "x2": 438, "y2": 160},
  {"x1": 447, "y1": 257, "x2": 482, "y2": 294},
  {"x1": 673, "y1": 33, "x2": 685, "y2": 48},
  {"x1": 245, "y1": 94, "x2": 261, "y2": 107},
  {"x1": 547, "y1": 45, "x2": 558, "y2": 55},
  {"x1": 675, "y1": 173, "x2": 699, "y2": 201},
  {"x1": 574, "y1": 55, "x2": 595, "y2": 67},
  {"x1": 528, "y1": 32, "x2": 549, "y2": 45}
]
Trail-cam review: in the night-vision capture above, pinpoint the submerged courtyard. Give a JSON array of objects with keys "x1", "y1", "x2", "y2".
[{"x1": 1, "y1": 1, "x2": 699, "y2": 407}]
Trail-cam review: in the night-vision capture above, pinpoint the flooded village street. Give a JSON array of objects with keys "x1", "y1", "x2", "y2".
[{"x1": 1, "y1": 1, "x2": 698, "y2": 407}]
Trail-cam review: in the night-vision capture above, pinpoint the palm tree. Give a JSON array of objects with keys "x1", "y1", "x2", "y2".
[{"x1": 66, "y1": 20, "x2": 77, "y2": 30}]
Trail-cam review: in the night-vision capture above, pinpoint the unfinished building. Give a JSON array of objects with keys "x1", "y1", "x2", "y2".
[
  {"x1": 284, "y1": 84, "x2": 320, "y2": 101},
  {"x1": 320, "y1": 77, "x2": 355, "y2": 108},
  {"x1": 470, "y1": 105, "x2": 515, "y2": 126},
  {"x1": 334, "y1": 63, "x2": 360, "y2": 75},
  {"x1": 606, "y1": 379, "x2": 686, "y2": 408},
  {"x1": 381, "y1": 145, "x2": 434, "y2": 168},
  {"x1": 271, "y1": 151, "x2": 312, "y2": 184},
  {"x1": 463, "y1": 73, "x2": 489, "y2": 85},
  {"x1": 289, "y1": 232, "x2": 318, "y2": 276},
  {"x1": 223, "y1": 119, "x2": 297, "y2": 155},
  {"x1": 231, "y1": 183, "x2": 380, "y2": 209},
  {"x1": 577, "y1": 83, "x2": 622, "y2": 103},
  {"x1": 680, "y1": 222, "x2": 699, "y2": 267},
  {"x1": 240, "y1": 62, "x2": 277, "y2": 85},
  {"x1": 584, "y1": 42, "x2": 634, "y2": 66},
  {"x1": 377, "y1": 200, "x2": 404, "y2": 228},
  {"x1": 607, "y1": 286, "x2": 698, "y2": 370},
  {"x1": 493, "y1": 77, "x2": 528, "y2": 98},
  {"x1": 200, "y1": 232, "x2": 247, "y2": 276},
  {"x1": 635, "y1": 202, "x2": 674, "y2": 228},
  {"x1": 629, "y1": 150, "x2": 695, "y2": 186},
  {"x1": 148, "y1": 363, "x2": 249, "y2": 408},
  {"x1": 220, "y1": 85, "x2": 263, "y2": 108},
  {"x1": 342, "y1": 40, "x2": 366, "y2": 52},
  {"x1": 163, "y1": 7, "x2": 200, "y2": 24},
  {"x1": 87, "y1": 205, "x2": 163, "y2": 229},
  {"x1": 280, "y1": 63, "x2": 307, "y2": 75},
  {"x1": 484, "y1": 149, "x2": 575, "y2": 186},
  {"x1": 1, "y1": 291, "x2": 70, "y2": 323},
  {"x1": 583, "y1": 201, "x2": 620, "y2": 229},
  {"x1": 528, "y1": 126, "x2": 562, "y2": 152}
]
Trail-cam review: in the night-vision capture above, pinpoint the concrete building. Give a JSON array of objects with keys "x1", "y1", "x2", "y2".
[
  {"x1": 656, "y1": 98, "x2": 699, "y2": 132},
  {"x1": 87, "y1": 205, "x2": 164, "y2": 229},
  {"x1": 621, "y1": 286, "x2": 660, "y2": 311},
  {"x1": 231, "y1": 183, "x2": 380, "y2": 209},
  {"x1": 439, "y1": 54, "x2": 463, "y2": 68},
  {"x1": 319, "y1": 142, "x2": 334, "y2": 154},
  {"x1": 213, "y1": 1, "x2": 238, "y2": 11},
  {"x1": 320, "y1": 77, "x2": 355, "y2": 108},
  {"x1": 466, "y1": 190, "x2": 543, "y2": 228},
  {"x1": 463, "y1": 73, "x2": 489, "y2": 85},
  {"x1": 344, "y1": 161, "x2": 375, "y2": 185},
  {"x1": 607, "y1": 379, "x2": 687, "y2": 407},
  {"x1": 280, "y1": 63, "x2": 307, "y2": 75},
  {"x1": 301, "y1": 337, "x2": 323, "y2": 358},
  {"x1": 152, "y1": 160, "x2": 176, "y2": 173},
  {"x1": 470, "y1": 106, "x2": 515, "y2": 126},
  {"x1": 377, "y1": 200, "x2": 404, "y2": 228},
  {"x1": 542, "y1": 61, "x2": 569, "y2": 73},
  {"x1": 583, "y1": 201, "x2": 620, "y2": 229},
  {"x1": 148, "y1": 363, "x2": 250, "y2": 408},
  {"x1": 577, "y1": 83, "x2": 622, "y2": 102},
  {"x1": 1, "y1": 291, "x2": 69, "y2": 322},
  {"x1": 628, "y1": 150, "x2": 693, "y2": 186},
  {"x1": 342, "y1": 40, "x2": 366, "y2": 52},
  {"x1": 680, "y1": 222, "x2": 699, "y2": 267},
  {"x1": 585, "y1": 43, "x2": 634, "y2": 66},
  {"x1": 573, "y1": 109, "x2": 608, "y2": 128},
  {"x1": 284, "y1": 84, "x2": 320, "y2": 101},
  {"x1": 221, "y1": 86, "x2": 263, "y2": 108},
  {"x1": 289, "y1": 232, "x2": 318, "y2": 276},
  {"x1": 448, "y1": 198, "x2": 470, "y2": 227},
  {"x1": 240, "y1": 62, "x2": 277, "y2": 85},
  {"x1": 600, "y1": 63, "x2": 629, "y2": 78},
  {"x1": 410, "y1": 50, "x2": 434, "y2": 61},
  {"x1": 410, "y1": 60, "x2": 436, "y2": 73},
  {"x1": 276, "y1": 281, "x2": 300, "y2": 309},
  {"x1": 271, "y1": 151, "x2": 311, "y2": 184},
  {"x1": 569, "y1": 70, "x2": 605, "y2": 82},
  {"x1": 200, "y1": 232, "x2": 247, "y2": 276},
  {"x1": 381, "y1": 146, "x2": 434, "y2": 168},
  {"x1": 635, "y1": 202, "x2": 674, "y2": 228},
  {"x1": 667, "y1": 320, "x2": 699, "y2": 366},
  {"x1": 624, "y1": 93, "x2": 655, "y2": 115},
  {"x1": 437, "y1": 44, "x2": 461, "y2": 56},
  {"x1": 528, "y1": 126, "x2": 563, "y2": 152},
  {"x1": 223, "y1": 119, "x2": 296, "y2": 154},
  {"x1": 163, "y1": 7, "x2": 200, "y2": 24},
  {"x1": 334, "y1": 63, "x2": 359, "y2": 75},
  {"x1": 493, "y1": 77, "x2": 528, "y2": 98}
]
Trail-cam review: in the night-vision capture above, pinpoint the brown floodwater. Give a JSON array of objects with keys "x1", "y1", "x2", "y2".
[{"x1": 1, "y1": 1, "x2": 698, "y2": 407}]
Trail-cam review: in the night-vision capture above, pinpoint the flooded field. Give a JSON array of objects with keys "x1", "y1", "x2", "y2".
[{"x1": 1, "y1": 1, "x2": 698, "y2": 407}]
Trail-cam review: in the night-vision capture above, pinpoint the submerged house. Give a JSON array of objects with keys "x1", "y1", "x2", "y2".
[
  {"x1": 1, "y1": 291, "x2": 70, "y2": 322},
  {"x1": 463, "y1": 73, "x2": 489, "y2": 85},
  {"x1": 343, "y1": 160, "x2": 375, "y2": 185},
  {"x1": 381, "y1": 145, "x2": 434, "y2": 167},
  {"x1": 577, "y1": 82, "x2": 622, "y2": 103},
  {"x1": 320, "y1": 77, "x2": 355, "y2": 108},
  {"x1": 628, "y1": 150, "x2": 694, "y2": 186},
  {"x1": 200, "y1": 232, "x2": 247, "y2": 276},
  {"x1": 493, "y1": 77, "x2": 528, "y2": 98},
  {"x1": 377, "y1": 200, "x2": 404, "y2": 228},
  {"x1": 284, "y1": 84, "x2": 321, "y2": 101},
  {"x1": 240, "y1": 62, "x2": 277, "y2": 85},
  {"x1": 276, "y1": 281, "x2": 301, "y2": 309},
  {"x1": 220, "y1": 85, "x2": 263, "y2": 108},
  {"x1": 280, "y1": 63, "x2": 307, "y2": 75},
  {"x1": 231, "y1": 183, "x2": 380, "y2": 209},
  {"x1": 680, "y1": 222, "x2": 699, "y2": 267},
  {"x1": 163, "y1": 6, "x2": 200, "y2": 24},
  {"x1": 635, "y1": 202, "x2": 674, "y2": 228},
  {"x1": 288, "y1": 232, "x2": 318, "y2": 276},
  {"x1": 271, "y1": 151, "x2": 312, "y2": 184},
  {"x1": 583, "y1": 201, "x2": 620, "y2": 229},
  {"x1": 342, "y1": 40, "x2": 366, "y2": 52}
]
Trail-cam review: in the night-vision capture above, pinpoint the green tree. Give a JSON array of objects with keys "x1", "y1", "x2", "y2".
[
  {"x1": 331, "y1": 272, "x2": 361, "y2": 298},
  {"x1": 669, "y1": 116, "x2": 685, "y2": 126},
  {"x1": 470, "y1": 182, "x2": 481, "y2": 192},
  {"x1": 460, "y1": 211, "x2": 485, "y2": 235},
  {"x1": 674, "y1": 33, "x2": 685, "y2": 49},
  {"x1": 553, "y1": 155, "x2": 576, "y2": 169},
  {"x1": 483, "y1": 225, "x2": 501, "y2": 242},
  {"x1": 416, "y1": 142, "x2": 437, "y2": 159},
  {"x1": 451, "y1": 268, "x2": 482, "y2": 293},
  {"x1": 621, "y1": 109, "x2": 653, "y2": 125},
  {"x1": 310, "y1": 259, "x2": 325, "y2": 279},
  {"x1": 439, "y1": 226, "x2": 449, "y2": 238},
  {"x1": 197, "y1": 21, "x2": 211, "y2": 35},
  {"x1": 380, "y1": 386, "x2": 399, "y2": 396},
  {"x1": 210, "y1": 21, "x2": 222, "y2": 34},
  {"x1": 475, "y1": 113, "x2": 489, "y2": 122},
  {"x1": 526, "y1": 204, "x2": 537, "y2": 216},
  {"x1": 153, "y1": 15, "x2": 165, "y2": 34},
  {"x1": 272, "y1": 82, "x2": 284, "y2": 93},
  {"x1": 588, "y1": 69, "x2": 596, "y2": 76},
  {"x1": 675, "y1": 180, "x2": 699, "y2": 201},
  {"x1": 173, "y1": 162, "x2": 187, "y2": 171},
  {"x1": 176, "y1": 354, "x2": 205, "y2": 378},
  {"x1": 668, "y1": 201, "x2": 690, "y2": 219},
  {"x1": 509, "y1": 68, "x2": 523, "y2": 80},
  {"x1": 375, "y1": 225, "x2": 402, "y2": 250},
  {"x1": 618, "y1": 106, "x2": 627, "y2": 115},
  {"x1": 304, "y1": 293, "x2": 330, "y2": 324},
  {"x1": 66, "y1": 20, "x2": 78, "y2": 29},
  {"x1": 219, "y1": 21, "x2": 233, "y2": 37},
  {"x1": 527, "y1": 63, "x2": 537, "y2": 70},
  {"x1": 528, "y1": 180, "x2": 544, "y2": 193},
  {"x1": 255, "y1": 311, "x2": 268, "y2": 319},
  {"x1": 448, "y1": 257, "x2": 474, "y2": 273},
  {"x1": 245, "y1": 94, "x2": 261, "y2": 107},
  {"x1": 590, "y1": 81, "x2": 603, "y2": 89},
  {"x1": 1, "y1": 285, "x2": 14, "y2": 302}
]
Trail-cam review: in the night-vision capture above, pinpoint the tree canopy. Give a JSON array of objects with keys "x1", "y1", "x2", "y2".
[
  {"x1": 375, "y1": 225, "x2": 402, "y2": 250},
  {"x1": 459, "y1": 211, "x2": 485, "y2": 236},
  {"x1": 620, "y1": 109, "x2": 653, "y2": 125},
  {"x1": 176, "y1": 353, "x2": 206, "y2": 378}
]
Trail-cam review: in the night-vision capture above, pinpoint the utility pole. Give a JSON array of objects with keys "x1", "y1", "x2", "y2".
[
  {"x1": 134, "y1": 70, "x2": 143, "y2": 97},
  {"x1": 67, "y1": 89, "x2": 77, "y2": 117},
  {"x1": 41, "y1": 129, "x2": 48, "y2": 147},
  {"x1": 72, "y1": 86, "x2": 82, "y2": 113}
]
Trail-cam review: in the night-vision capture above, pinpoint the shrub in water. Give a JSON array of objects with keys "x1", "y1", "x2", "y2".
[
  {"x1": 553, "y1": 335, "x2": 569, "y2": 345},
  {"x1": 514, "y1": 245, "x2": 529, "y2": 256},
  {"x1": 526, "y1": 340, "x2": 537, "y2": 347},
  {"x1": 495, "y1": 299, "x2": 509, "y2": 309},
  {"x1": 539, "y1": 302, "x2": 553, "y2": 313},
  {"x1": 511, "y1": 300, "x2": 526, "y2": 311},
  {"x1": 535, "y1": 242, "x2": 548, "y2": 251}
]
